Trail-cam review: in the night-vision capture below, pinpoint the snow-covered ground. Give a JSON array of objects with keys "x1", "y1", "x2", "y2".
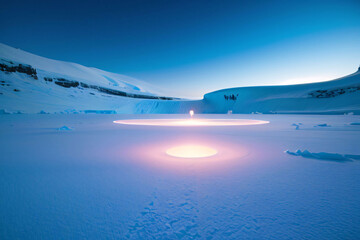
[{"x1": 1, "y1": 114, "x2": 360, "y2": 239}]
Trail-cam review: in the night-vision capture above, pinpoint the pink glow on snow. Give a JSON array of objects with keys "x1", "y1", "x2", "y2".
[{"x1": 121, "y1": 137, "x2": 249, "y2": 173}]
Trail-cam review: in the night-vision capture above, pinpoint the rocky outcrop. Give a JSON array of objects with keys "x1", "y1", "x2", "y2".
[
  {"x1": 308, "y1": 85, "x2": 360, "y2": 98},
  {"x1": 45, "y1": 77, "x2": 175, "y2": 100},
  {"x1": 0, "y1": 59, "x2": 37, "y2": 79},
  {"x1": 54, "y1": 78, "x2": 80, "y2": 88}
]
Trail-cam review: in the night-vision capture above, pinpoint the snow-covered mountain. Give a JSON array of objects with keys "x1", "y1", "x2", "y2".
[
  {"x1": 204, "y1": 68, "x2": 360, "y2": 114},
  {"x1": 0, "y1": 43, "x2": 196, "y2": 114},
  {"x1": 0, "y1": 42, "x2": 359, "y2": 114}
]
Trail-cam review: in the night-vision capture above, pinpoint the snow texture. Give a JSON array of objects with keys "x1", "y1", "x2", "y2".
[{"x1": 1, "y1": 114, "x2": 360, "y2": 239}]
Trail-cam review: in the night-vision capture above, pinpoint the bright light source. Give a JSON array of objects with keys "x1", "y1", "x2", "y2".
[
  {"x1": 114, "y1": 119, "x2": 269, "y2": 127},
  {"x1": 166, "y1": 145, "x2": 217, "y2": 158},
  {"x1": 189, "y1": 110, "x2": 194, "y2": 117}
]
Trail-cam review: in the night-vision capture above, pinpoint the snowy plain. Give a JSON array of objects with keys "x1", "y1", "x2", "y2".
[{"x1": 1, "y1": 113, "x2": 360, "y2": 239}]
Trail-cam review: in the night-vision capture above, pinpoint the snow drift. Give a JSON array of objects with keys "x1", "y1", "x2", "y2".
[{"x1": 285, "y1": 149, "x2": 360, "y2": 162}]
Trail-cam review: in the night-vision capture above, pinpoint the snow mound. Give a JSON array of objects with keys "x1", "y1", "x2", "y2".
[
  {"x1": 38, "y1": 110, "x2": 49, "y2": 114},
  {"x1": 83, "y1": 110, "x2": 117, "y2": 114},
  {"x1": 315, "y1": 123, "x2": 330, "y2": 127},
  {"x1": 0, "y1": 109, "x2": 10, "y2": 115},
  {"x1": 285, "y1": 149, "x2": 360, "y2": 162},
  {"x1": 57, "y1": 126, "x2": 72, "y2": 131},
  {"x1": 291, "y1": 123, "x2": 302, "y2": 130}
]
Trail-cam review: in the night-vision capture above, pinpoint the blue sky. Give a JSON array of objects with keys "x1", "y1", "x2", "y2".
[{"x1": 1, "y1": 0, "x2": 360, "y2": 98}]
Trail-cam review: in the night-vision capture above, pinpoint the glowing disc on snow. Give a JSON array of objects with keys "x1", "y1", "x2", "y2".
[
  {"x1": 113, "y1": 119, "x2": 269, "y2": 127},
  {"x1": 166, "y1": 145, "x2": 217, "y2": 158}
]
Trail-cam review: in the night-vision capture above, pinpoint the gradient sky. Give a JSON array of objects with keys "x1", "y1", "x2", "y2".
[{"x1": 1, "y1": 0, "x2": 360, "y2": 98}]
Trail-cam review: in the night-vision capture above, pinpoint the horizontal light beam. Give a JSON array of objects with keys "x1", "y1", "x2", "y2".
[{"x1": 114, "y1": 119, "x2": 269, "y2": 127}]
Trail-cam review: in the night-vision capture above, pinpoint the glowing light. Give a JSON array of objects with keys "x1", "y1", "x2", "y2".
[
  {"x1": 166, "y1": 145, "x2": 217, "y2": 158},
  {"x1": 189, "y1": 110, "x2": 194, "y2": 117},
  {"x1": 114, "y1": 119, "x2": 269, "y2": 127},
  {"x1": 115, "y1": 137, "x2": 249, "y2": 172}
]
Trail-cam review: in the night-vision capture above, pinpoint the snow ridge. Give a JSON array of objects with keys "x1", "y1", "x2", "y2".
[{"x1": 285, "y1": 149, "x2": 360, "y2": 162}]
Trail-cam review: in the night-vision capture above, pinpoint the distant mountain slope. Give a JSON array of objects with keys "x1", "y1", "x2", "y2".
[
  {"x1": 0, "y1": 43, "x2": 163, "y2": 95},
  {"x1": 0, "y1": 43, "x2": 188, "y2": 113},
  {"x1": 0, "y1": 42, "x2": 359, "y2": 114},
  {"x1": 203, "y1": 67, "x2": 360, "y2": 114}
]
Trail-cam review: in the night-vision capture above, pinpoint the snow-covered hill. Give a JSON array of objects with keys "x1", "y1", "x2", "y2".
[
  {"x1": 0, "y1": 42, "x2": 359, "y2": 114},
  {"x1": 0, "y1": 43, "x2": 197, "y2": 114},
  {"x1": 203, "y1": 67, "x2": 360, "y2": 114}
]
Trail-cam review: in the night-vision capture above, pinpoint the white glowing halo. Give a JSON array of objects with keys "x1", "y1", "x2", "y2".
[
  {"x1": 113, "y1": 119, "x2": 269, "y2": 127},
  {"x1": 166, "y1": 145, "x2": 217, "y2": 158}
]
